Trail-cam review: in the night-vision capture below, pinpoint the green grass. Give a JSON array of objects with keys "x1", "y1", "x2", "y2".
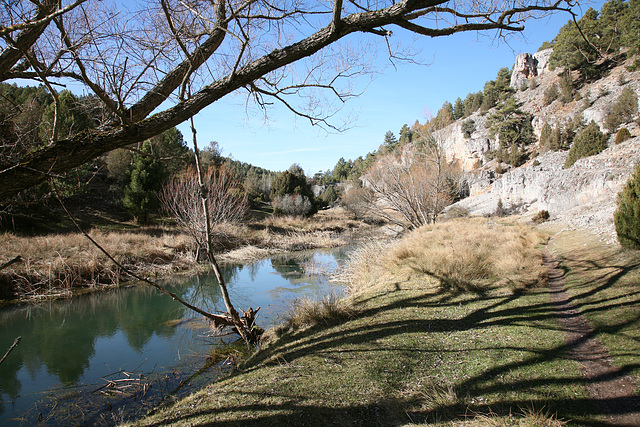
[
  {"x1": 135, "y1": 284, "x2": 588, "y2": 426},
  {"x1": 131, "y1": 221, "x2": 640, "y2": 426},
  {"x1": 547, "y1": 228, "x2": 640, "y2": 386}
]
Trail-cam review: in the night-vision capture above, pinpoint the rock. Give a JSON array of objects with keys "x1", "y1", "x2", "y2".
[
  {"x1": 533, "y1": 48, "x2": 553, "y2": 75},
  {"x1": 510, "y1": 49, "x2": 553, "y2": 89},
  {"x1": 449, "y1": 138, "x2": 640, "y2": 238},
  {"x1": 510, "y1": 53, "x2": 539, "y2": 89}
]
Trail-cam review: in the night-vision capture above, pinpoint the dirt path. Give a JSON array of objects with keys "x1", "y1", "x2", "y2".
[{"x1": 543, "y1": 247, "x2": 640, "y2": 426}]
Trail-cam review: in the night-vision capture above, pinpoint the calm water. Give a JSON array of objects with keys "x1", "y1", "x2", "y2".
[{"x1": 0, "y1": 248, "x2": 350, "y2": 425}]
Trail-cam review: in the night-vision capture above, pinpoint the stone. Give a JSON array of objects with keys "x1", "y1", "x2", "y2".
[{"x1": 511, "y1": 53, "x2": 538, "y2": 89}]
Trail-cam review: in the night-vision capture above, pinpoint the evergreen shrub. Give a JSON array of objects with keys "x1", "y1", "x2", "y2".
[
  {"x1": 614, "y1": 165, "x2": 640, "y2": 249},
  {"x1": 616, "y1": 127, "x2": 632, "y2": 144},
  {"x1": 564, "y1": 121, "x2": 608, "y2": 168}
]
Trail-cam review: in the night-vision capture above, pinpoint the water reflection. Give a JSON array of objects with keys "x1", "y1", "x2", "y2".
[{"x1": 0, "y1": 247, "x2": 348, "y2": 425}]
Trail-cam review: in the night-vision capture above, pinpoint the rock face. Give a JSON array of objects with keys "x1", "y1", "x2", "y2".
[
  {"x1": 408, "y1": 51, "x2": 640, "y2": 239},
  {"x1": 533, "y1": 48, "x2": 552, "y2": 75},
  {"x1": 510, "y1": 53, "x2": 539, "y2": 89},
  {"x1": 510, "y1": 48, "x2": 553, "y2": 89},
  {"x1": 451, "y1": 138, "x2": 640, "y2": 239}
]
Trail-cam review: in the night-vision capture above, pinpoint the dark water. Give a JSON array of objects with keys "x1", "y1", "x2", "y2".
[{"x1": 0, "y1": 247, "x2": 350, "y2": 425}]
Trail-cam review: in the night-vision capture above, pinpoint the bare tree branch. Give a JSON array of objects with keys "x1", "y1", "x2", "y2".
[{"x1": 0, "y1": 0, "x2": 577, "y2": 201}]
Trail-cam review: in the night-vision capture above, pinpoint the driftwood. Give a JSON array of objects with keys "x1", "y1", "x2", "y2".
[
  {"x1": 0, "y1": 336, "x2": 21, "y2": 365},
  {"x1": 210, "y1": 306, "x2": 261, "y2": 333}
]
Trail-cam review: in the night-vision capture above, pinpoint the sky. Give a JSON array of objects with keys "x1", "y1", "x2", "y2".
[{"x1": 174, "y1": 0, "x2": 605, "y2": 176}]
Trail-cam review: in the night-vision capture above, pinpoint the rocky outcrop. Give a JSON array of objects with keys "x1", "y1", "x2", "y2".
[
  {"x1": 510, "y1": 48, "x2": 553, "y2": 89},
  {"x1": 533, "y1": 48, "x2": 552, "y2": 75},
  {"x1": 451, "y1": 138, "x2": 640, "y2": 238},
  {"x1": 435, "y1": 113, "x2": 495, "y2": 171},
  {"x1": 510, "y1": 53, "x2": 539, "y2": 89}
]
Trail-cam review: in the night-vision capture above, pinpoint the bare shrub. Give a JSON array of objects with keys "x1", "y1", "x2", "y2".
[
  {"x1": 161, "y1": 165, "x2": 249, "y2": 255},
  {"x1": 532, "y1": 209, "x2": 551, "y2": 223},
  {"x1": 340, "y1": 186, "x2": 374, "y2": 219},
  {"x1": 363, "y1": 135, "x2": 464, "y2": 229},
  {"x1": 272, "y1": 194, "x2": 313, "y2": 216}
]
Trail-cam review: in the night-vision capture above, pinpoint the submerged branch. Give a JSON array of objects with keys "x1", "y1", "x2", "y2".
[{"x1": 0, "y1": 336, "x2": 21, "y2": 365}]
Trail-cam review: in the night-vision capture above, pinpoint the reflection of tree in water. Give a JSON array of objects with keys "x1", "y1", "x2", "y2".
[
  {"x1": 115, "y1": 287, "x2": 187, "y2": 351},
  {"x1": 270, "y1": 253, "x2": 316, "y2": 279},
  {"x1": 0, "y1": 337, "x2": 21, "y2": 415},
  {"x1": 176, "y1": 265, "x2": 241, "y2": 314},
  {"x1": 0, "y1": 284, "x2": 189, "y2": 401}
]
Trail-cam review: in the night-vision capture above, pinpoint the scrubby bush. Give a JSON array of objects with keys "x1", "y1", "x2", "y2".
[
  {"x1": 272, "y1": 194, "x2": 314, "y2": 216},
  {"x1": 461, "y1": 119, "x2": 475, "y2": 138},
  {"x1": 340, "y1": 186, "x2": 373, "y2": 219},
  {"x1": 564, "y1": 121, "x2": 608, "y2": 168},
  {"x1": 532, "y1": 210, "x2": 550, "y2": 224},
  {"x1": 616, "y1": 127, "x2": 632, "y2": 144},
  {"x1": 559, "y1": 70, "x2": 575, "y2": 104},
  {"x1": 319, "y1": 185, "x2": 340, "y2": 205},
  {"x1": 495, "y1": 199, "x2": 507, "y2": 217},
  {"x1": 605, "y1": 86, "x2": 639, "y2": 132},
  {"x1": 543, "y1": 84, "x2": 559, "y2": 106},
  {"x1": 614, "y1": 165, "x2": 640, "y2": 249}
]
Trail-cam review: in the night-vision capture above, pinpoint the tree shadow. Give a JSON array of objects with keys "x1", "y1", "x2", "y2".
[{"x1": 141, "y1": 245, "x2": 640, "y2": 426}]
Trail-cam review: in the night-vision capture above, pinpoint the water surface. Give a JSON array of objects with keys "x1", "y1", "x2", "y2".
[{"x1": 0, "y1": 247, "x2": 349, "y2": 425}]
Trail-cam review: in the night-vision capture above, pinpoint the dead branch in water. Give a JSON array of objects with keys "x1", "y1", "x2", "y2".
[{"x1": 0, "y1": 336, "x2": 21, "y2": 365}]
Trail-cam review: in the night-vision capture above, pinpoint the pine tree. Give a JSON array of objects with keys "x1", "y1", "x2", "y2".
[
  {"x1": 453, "y1": 98, "x2": 464, "y2": 120},
  {"x1": 614, "y1": 164, "x2": 640, "y2": 249},
  {"x1": 122, "y1": 141, "x2": 166, "y2": 223},
  {"x1": 383, "y1": 131, "x2": 399, "y2": 152},
  {"x1": 564, "y1": 121, "x2": 608, "y2": 168}
]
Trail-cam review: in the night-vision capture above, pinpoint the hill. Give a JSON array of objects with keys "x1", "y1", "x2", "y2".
[{"x1": 437, "y1": 53, "x2": 640, "y2": 241}]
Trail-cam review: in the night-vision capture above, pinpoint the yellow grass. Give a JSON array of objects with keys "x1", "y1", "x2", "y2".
[
  {"x1": 339, "y1": 218, "x2": 547, "y2": 295},
  {"x1": 0, "y1": 228, "x2": 196, "y2": 300},
  {"x1": 0, "y1": 208, "x2": 368, "y2": 301}
]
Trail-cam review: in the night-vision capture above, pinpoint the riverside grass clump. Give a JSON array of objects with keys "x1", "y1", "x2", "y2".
[
  {"x1": 340, "y1": 218, "x2": 547, "y2": 295},
  {"x1": 0, "y1": 229, "x2": 195, "y2": 301}
]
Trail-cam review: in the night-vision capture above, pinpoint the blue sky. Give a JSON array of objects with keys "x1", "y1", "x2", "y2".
[{"x1": 176, "y1": 2, "x2": 600, "y2": 176}]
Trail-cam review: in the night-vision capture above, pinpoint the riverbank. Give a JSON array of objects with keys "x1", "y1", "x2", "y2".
[
  {"x1": 0, "y1": 208, "x2": 376, "y2": 303},
  {"x1": 130, "y1": 218, "x2": 640, "y2": 426}
]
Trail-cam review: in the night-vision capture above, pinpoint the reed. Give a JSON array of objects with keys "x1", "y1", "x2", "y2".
[{"x1": 0, "y1": 228, "x2": 196, "y2": 301}]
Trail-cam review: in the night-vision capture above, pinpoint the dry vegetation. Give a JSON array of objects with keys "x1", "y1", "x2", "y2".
[
  {"x1": 337, "y1": 217, "x2": 548, "y2": 295},
  {"x1": 0, "y1": 228, "x2": 196, "y2": 301},
  {"x1": 0, "y1": 208, "x2": 371, "y2": 302}
]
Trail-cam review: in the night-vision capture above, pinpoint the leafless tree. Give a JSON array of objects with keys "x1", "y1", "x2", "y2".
[
  {"x1": 0, "y1": 0, "x2": 576, "y2": 201},
  {"x1": 161, "y1": 164, "x2": 249, "y2": 257},
  {"x1": 363, "y1": 133, "x2": 464, "y2": 229}
]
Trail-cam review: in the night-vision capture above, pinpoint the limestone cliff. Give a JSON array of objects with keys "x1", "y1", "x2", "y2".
[{"x1": 436, "y1": 55, "x2": 640, "y2": 240}]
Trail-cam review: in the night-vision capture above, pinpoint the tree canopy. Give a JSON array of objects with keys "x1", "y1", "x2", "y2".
[{"x1": 1, "y1": 0, "x2": 576, "y2": 202}]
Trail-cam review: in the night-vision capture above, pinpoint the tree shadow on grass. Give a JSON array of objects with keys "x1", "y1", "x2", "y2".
[{"x1": 144, "y1": 251, "x2": 640, "y2": 426}]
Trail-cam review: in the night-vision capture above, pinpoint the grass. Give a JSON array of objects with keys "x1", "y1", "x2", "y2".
[
  {"x1": 0, "y1": 228, "x2": 196, "y2": 301},
  {"x1": 338, "y1": 218, "x2": 547, "y2": 295},
  {"x1": 545, "y1": 226, "x2": 640, "y2": 385},
  {"x1": 130, "y1": 218, "x2": 615, "y2": 426},
  {"x1": 0, "y1": 208, "x2": 373, "y2": 302}
]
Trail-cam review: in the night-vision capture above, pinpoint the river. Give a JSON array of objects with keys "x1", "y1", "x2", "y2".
[{"x1": 0, "y1": 247, "x2": 350, "y2": 425}]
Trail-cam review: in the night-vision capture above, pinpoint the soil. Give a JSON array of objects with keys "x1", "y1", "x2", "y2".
[{"x1": 543, "y1": 246, "x2": 640, "y2": 426}]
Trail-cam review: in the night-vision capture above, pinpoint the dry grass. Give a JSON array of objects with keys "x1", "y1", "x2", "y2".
[
  {"x1": 0, "y1": 228, "x2": 196, "y2": 300},
  {"x1": 340, "y1": 218, "x2": 547, "y2": 295},
  {"x1": 0, "y1": 208, "x2": 367, "y2": 301},
  {"x1": 278, "y1": 294, "x2": 357, "y2": 331},
  {"x1": 444, "y1": 407, "x2": 567, "y2": 427}
]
